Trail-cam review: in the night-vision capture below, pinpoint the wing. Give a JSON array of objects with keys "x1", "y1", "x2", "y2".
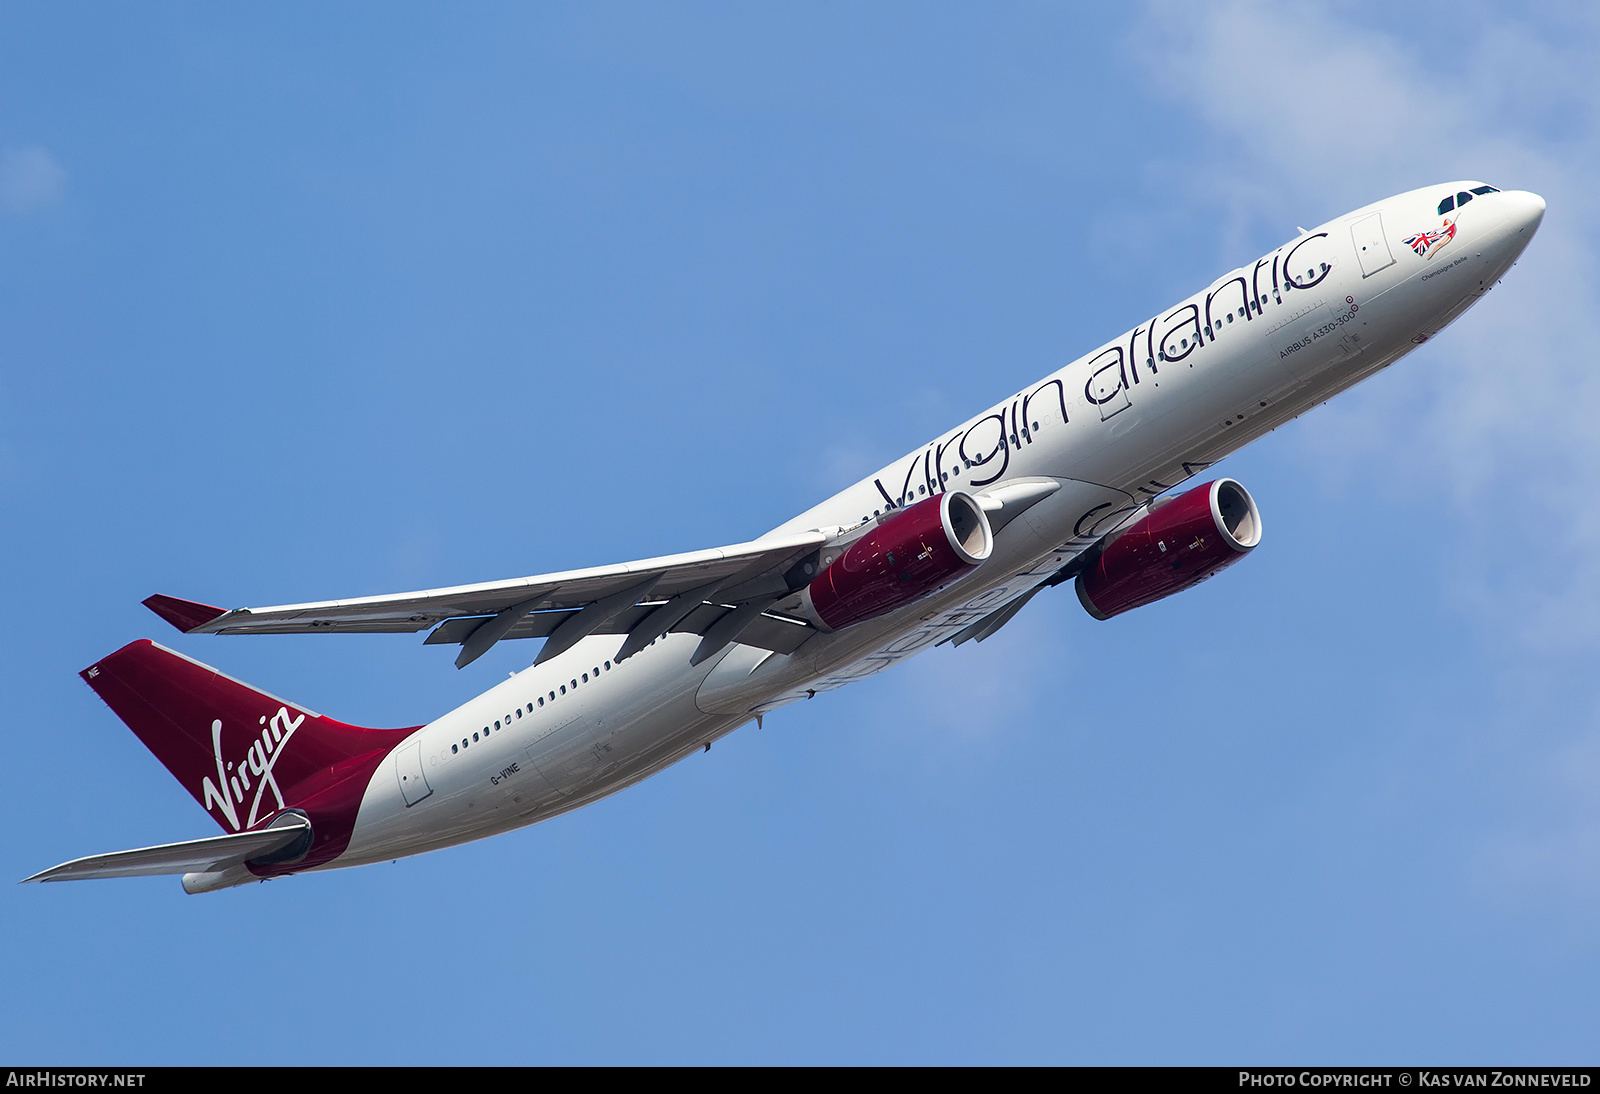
[
  {"x1": 22, "y1": 817, "x2": 311, "y2": 883},
  {"x1": 145, "y1": 530, "x2": 829, "y2": 668}
]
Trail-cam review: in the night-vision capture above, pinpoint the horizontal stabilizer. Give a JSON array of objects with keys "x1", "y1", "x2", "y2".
[
  {"x1": 143, "y1": 594, "x2": 228, "y2": 633},
  {"x1": 22, "y1": 816, "x2": 311, "y2": 883}
]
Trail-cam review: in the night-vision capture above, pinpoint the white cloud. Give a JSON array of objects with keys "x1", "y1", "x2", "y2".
[
  {"x1": 1133, "y1": 2, "x2": 1600, "y2": 637},
  {"x1": 0, "y1": 146, "x2": 67, "y2": 213},
  {"x1": 897, "y1": 609, "x2": 1065, "y2": 742},
  {"x1": 1132, "y1": 0, "x2": 1600, "y2": 897}
]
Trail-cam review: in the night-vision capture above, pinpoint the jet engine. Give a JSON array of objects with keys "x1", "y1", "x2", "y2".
[
  {"x1": 1076, "y1": 478, "x2": 1261, "y2": 620},
  {"x1": 805, "y1": 491, "x2": 993, "y2": 631}
]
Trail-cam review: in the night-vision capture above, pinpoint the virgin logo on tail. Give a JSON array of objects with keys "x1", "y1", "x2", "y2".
[{"x1": 200, "y1": 706, "x2": 304, "y2": 831}]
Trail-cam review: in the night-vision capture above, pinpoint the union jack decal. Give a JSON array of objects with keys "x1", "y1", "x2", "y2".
[{"x1": 1404, "y1": 218, "x2": 1456, "y2": 259}]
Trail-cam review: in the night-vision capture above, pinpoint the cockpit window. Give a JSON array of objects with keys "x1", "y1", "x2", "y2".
[
  {"x1": 1470, "y1": 185, "x2": 1500, "y2": 196},
  {"x1": 1457, "y1": 191, "x2": 1474, "y2": 207},
  {"x1": 1438, "y1": 195, "x2": 1456, "y2": 215}
]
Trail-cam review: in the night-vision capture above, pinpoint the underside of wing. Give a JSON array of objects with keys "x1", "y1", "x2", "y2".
[
  {"x1": 140, "y1": 481, "x2": 1071, "y2": 670},
  {"x1": 145, "y1": 530, "x2": 829, "y2": 667}
]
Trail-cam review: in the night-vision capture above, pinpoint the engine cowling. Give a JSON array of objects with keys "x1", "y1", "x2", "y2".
[
  {"x1": 1076, "y1": 478, "x2": 1261, "y2": 620},
  {"x1": 805, "y1": 491, "x2": 993, "y2": 631}
]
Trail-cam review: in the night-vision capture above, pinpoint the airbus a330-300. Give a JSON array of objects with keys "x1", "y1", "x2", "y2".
[{"x1": 26, "y1": 182, "x2": 1544, "y2": 893}]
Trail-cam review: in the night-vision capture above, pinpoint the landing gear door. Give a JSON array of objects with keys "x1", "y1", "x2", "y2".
[
  {"x1": 395, "y1": 740, "x2": 433, "y2": 806},
  {"x1": 1351, "y1": 212, "x2": 1395, "y2": 277}
]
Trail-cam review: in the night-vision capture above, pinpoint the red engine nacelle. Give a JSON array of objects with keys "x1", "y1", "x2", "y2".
[
  {"x1": 1076, "y1": 478, "x2": 1261, "y2": 620},
  {"x1": 806, "y1": 491, "x2": 993, "y2": 631}
]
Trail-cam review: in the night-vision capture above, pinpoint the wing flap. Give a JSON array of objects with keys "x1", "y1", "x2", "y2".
[
  {"x1": 422, "y1": 602, "x2": 816, "y2": 655},
  {"x1": 162, "y1": 530, "x2": 827, "y2": 637},
  {"x1": 670, "y1": 601, "x2": 731, "y2": 636},
  {"x1": 738, "y1": 612, "x2": 813, "y2": 655},
  {"x1": 22, "y1": 818, "x2": 311, "y2": 883}
]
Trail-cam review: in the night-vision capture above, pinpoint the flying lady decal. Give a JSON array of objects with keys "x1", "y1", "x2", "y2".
[{"x1": 1404, "y1": 217, "x2": 1456, "y2": 260}]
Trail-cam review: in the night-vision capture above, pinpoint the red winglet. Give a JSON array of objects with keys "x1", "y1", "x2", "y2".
[{"x1": 142, "y1": 594, "x2": 229, "y2": 633}]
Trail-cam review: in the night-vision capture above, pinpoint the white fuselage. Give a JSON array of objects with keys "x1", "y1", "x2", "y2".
[{"x1": 336, "y1": 182, "x2": 1544, "y2": 870}]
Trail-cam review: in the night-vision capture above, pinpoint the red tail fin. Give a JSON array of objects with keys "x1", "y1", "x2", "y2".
[{"x1": 81, "y1": 640, "x2": 418, "y2": 875}]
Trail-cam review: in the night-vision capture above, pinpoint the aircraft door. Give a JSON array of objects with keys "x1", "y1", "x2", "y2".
[
  {"x1": 1085, "y1": 356, "x2": 1132, "y2": 421},
  {"x1": 1351, "y1": 213, "x2": 1395, "y2": 277},
  {"x1": 394, "y1": 740, "x2": 433, "y2": 806}
]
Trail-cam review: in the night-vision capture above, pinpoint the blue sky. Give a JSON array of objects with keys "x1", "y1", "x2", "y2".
[{"x1": 4, "y1": 1, "x2": 1599, "y2": 1064}]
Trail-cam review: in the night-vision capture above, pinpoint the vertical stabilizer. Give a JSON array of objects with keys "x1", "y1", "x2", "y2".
[{"x1": 81, "y1": 640, "x2": 418, "y2": 876}]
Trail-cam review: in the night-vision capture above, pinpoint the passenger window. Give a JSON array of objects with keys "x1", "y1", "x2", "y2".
[
  {"x1": 452, "y1": 744, "x2": 458, "y2": 754},
  {"x1": 560, "y1": 685, "x2": 566, "y2": 695},
  {"x1": 582, "y1": 673, "x2": 588, "y2": 683},
  {"x1": 571, "y1": 679, "x2": 578, "y2": 689},
  {"x1": 1438, "y1": 195, "x2": 1455, "y2": 214},
  {"x1": 1238, "y1": 307, "x2": 1245, "y2": 318},
  {"x1": 515, "y1": 708, "x2": 522, "y2": 718},
  {"x1": 537, "y1": 697, "x2": 544, "y2": 707},
  {"x1": 494, "y1": 720, "x2": 500, "y2": 730},
  {"x1": 604, "y1": 661, "x2": 611, "y2": 671},
  {"x1": 462, "y1": 738, "x2": 469, "y2": 749},
  {"x1": 549, "y1": 691, "x2": 555, "y2": 700}
]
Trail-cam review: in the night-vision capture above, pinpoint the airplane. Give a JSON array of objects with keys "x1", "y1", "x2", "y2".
[{"x1": 25, "y1": 181, "x2": 1545, "y2": 893}]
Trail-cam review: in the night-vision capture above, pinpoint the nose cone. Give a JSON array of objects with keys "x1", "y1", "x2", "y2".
[{"x1": 1502, "y1": 189, "x2": 1546, "y2": 235}]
